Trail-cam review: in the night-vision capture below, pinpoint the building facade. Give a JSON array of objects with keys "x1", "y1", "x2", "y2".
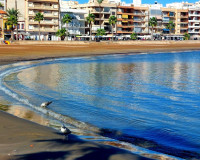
[{"x1": 25, "y1": 0, "x2": 59, "y2": 40}]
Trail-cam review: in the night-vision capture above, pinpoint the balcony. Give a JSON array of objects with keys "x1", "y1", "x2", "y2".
[
  {"x1": 189, "y1": 19, "x2": 200, "y2": 22},
  {"x1": 117, "y1": 18, "x2": 134, "y2": 22},
  {"x1": 133, "y1": 13, "x2": 146, "y2": 16},
  {"x1": 28, "y1": 5, "x2": 58, "y2": 11},
  {"x1": 188, "y1": 30, "x2": 199, "y2": 33},
  {"x1": 29, "y1": 21, "x2": 58, "y2": 25},
  {"x1": 189, "y1": 13, "x2": 200, "y2": 17},
  {"x1": 117, "y1": 12, "x2": 134, "y2": 15},
  {"x1": 117, "y1": 30, "x2": 133, "y2": 34}
]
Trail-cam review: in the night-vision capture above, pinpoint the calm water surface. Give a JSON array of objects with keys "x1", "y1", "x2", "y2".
[{"x1": 1, "y1": 51, "x2": 200, "y2": 159}]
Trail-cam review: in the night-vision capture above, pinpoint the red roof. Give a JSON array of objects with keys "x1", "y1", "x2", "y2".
[{"x1": 0, "y1": 10, "x2": 7, "y2": 14}]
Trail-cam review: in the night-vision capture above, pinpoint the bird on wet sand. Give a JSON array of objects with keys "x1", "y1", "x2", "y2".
[
  {"x1": 61, "y1": 124, "x2": 71, "y2": 140},
  {"x1": 40, "y1": 101, "x2": 52, "y2": 108}
]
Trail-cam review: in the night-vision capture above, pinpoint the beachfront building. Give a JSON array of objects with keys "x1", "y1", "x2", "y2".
[
  {"x1": 25, "y1": 0, "x2": 59, "y2": 40},
  {"x1": 116, "y1": 4, "x2": 148, "y2": 37},
  {"x1": 133, "y1": 6, "x2": 149, "y2": 35},
  {"x1": 72, "y1": 0, "x2": 117, "y2": 35},
  {"x1": 60, "y1": 0, "x2": 87, "y2": 40},
  {"x1": 188, "y1": 5, "x2": 200, "y2": 39},
  {"x1": 116, "y1": 5, "x2": 134, "y2": 36},
  {"x1": 0, "y1": 0, "x2": 6, "y2": 10},
  {"x1": 0, "y1": 9, "x2": 10, "y2": 40},
  {"x1": 6, "y1": 0, "x2": 26, "y2": 40}
]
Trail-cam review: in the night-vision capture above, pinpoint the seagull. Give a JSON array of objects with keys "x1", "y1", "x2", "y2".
[
  {"x1": 40, "y1": 101, "x2": 52, "y2": 108},
  {"x1": 61, "y1": 124, "x2": 71, "y2": 140}
]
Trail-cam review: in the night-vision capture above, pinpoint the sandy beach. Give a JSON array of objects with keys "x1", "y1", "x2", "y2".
[
  {"x1": 0, "y1": 40, "x2": 200, "y2": 64},
  {"x1": 0, "y1": 40, "x2": 199, "y2": 160}
]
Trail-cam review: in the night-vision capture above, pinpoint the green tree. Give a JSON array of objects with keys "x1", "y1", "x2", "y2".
[
  {"x1": 97, "y1": 0, "x2": 103, "y2": 29},
  {"x1": 96, "y1": 28, "x2": 106, "y2": 36},
  {"x1": 0, "y1": 2, "x2": 3, "y2": 8},
  {"x1": 62, "y1": 14, "x2": 72, "y2": 41},
  {"x1": 183, "y1": 33, "x2": 190, "y2": 40},
  {"x1": 109, "y1": 15, "x2": 117, "y2": 41},
  {"x1": 7, "y1": 8, "x2": 19, "y2": 40},
  {"x1": 131, "y1": 32, "x2": 137, "y2": 40},
  {"x1": 149, "y1": 17, "x2": 157, "y2": 40},
  {"x1": 34, "y1": 12, "x2": 44, "y2": 41},
  {"x1": 86, "y1": 14, "x2": 95, "y2": 41},
  {"x1": 56, "y1": 28, "x2": 67, "y2": 41},
  {"x1": 166, "y1": 20, "x2": 175, "y2": 35}
]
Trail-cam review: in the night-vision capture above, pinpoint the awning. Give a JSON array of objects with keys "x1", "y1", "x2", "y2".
[{"x1": 163, "y1": 29, "x2": 170, "y2": 31}]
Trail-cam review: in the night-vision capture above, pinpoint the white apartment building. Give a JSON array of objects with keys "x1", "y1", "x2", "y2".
[
  {"x1": 6, "y1": 0, "x2": 26, "y2": 40},
  {"x1": 188, "y1": 5, "x2": 200, "y2": 39},
  {"x1": 60, "y1": 0, "x2": 87, "y2": 40}
]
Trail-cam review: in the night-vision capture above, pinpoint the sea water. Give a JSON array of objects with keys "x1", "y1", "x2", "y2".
[{"x1": 0, "y1": 51, "x2": 200, "y2": 159}]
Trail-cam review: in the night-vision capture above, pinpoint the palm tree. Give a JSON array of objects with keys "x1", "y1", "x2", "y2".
[
  {"x1": 166, "y1": 20, "x2": 175, "y2": 35},
  {"x1": 34, "y1": 12, "x2": 44, "y2": 41},
  {"x1": 7, "y1": 8, "x2": 19, "y2": 40},
  {"x1": 62, "y1": 14, "x2": 72, "y2": 41},
  {"x1": 131, "y1": 32, "x2": 137, "y2": 40},
  {"x1": 109, "y1": 15, "x2": 117, "y2": 41},
  {"x1": 96, "y1": 28, "x2": 106, "y2": 36},
  {"x1": 97, "y1": 0, "x2": 103, "y2": 29},
  {"x1": 149, "y1": 17, "x2": 157, "y2": 40},
  {"x1": 0, "y1": 2, "x2": 3, "y2": 8},
  {"x1": 56, "y1": 28, "x2": 67, "y2": 41},
  {"x1": 183, "y1": 33, "x2": 190, "y2": 40},
  {"x1": 86, "y1": 14, "x2": 95, "y2": 41}
]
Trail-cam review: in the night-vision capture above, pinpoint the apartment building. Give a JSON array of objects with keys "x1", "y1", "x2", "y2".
[
  {"x1": 116, "y1": 5, "x2": 134, "y2": 35},
  {"x1": 6, "y1": 0, "x2": 26, "y2": 40},
  {"x1": 0, "y1": 0, "x2": 5, "y2": 10},
  {"x1": 0, "y1": 9, "x2": 8, "y2": 40},
  {"x1": 60, "y1": 0, "x2": 86, "y2": 39},
  {"x1": 188, "y1": 6, "x2": 200, "y2": 39},
  {"x1": 72, "y1": 0, "x2": 116, "y2": 35},
  {"x1": 133, "y1": 6, "x2": 148, "y2": 35},
  {"x1": 25, "y1": 0, "x2": 59, "y2": 40},
  {"x1": 116, "y1": 5, "x2": 148, "y2": 36},
  {"x1": 176, "y1": 9, "x2": 188, "y2": 35}
]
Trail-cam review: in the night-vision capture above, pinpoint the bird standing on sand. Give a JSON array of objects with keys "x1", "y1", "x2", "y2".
[
  {"x1": 40, "y1": 101, "x2": 52, "y2": 108},
  {"x1": 61, "y1": 124, "x2": 71, "y2": 140}
]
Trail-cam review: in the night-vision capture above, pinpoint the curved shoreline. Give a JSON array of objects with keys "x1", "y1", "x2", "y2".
[{"x1": 0, "y1": 41, "x2": 199, "y2": 160}]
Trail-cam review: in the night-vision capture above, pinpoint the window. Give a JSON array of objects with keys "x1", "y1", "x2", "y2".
[
  {"x1": 17, "y1": 24, "x2": 20, "y2": 29},
  {"x1": 112, "y1": 12, "x2": 115, "y2": 15},
  {"x1": 22, "y1": 24, "x2": 24, "y2": 29},
  {"x1": 29, "y1": 25, "x2": 33, "y2": 30}
]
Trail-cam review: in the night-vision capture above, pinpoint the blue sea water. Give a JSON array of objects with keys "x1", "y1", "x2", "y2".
[{"x1": 0, "y1": 51, "x2": 200, "y2": 159}]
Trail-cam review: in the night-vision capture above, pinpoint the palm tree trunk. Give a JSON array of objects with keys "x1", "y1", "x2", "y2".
[
  {"x1": 90, "y1": 23, "x2": 92, "y2": 41},
  {"x1": 39, "y1": 22, "x2": 41, "y2": 41},
  {"x1": 151, "y1": 26, "x2": 153, "y2": 40},
  {"x1": 66, "y1": 23, "x2": 68, "y2": 41},
  {"x1": 11, "y1": 30, "x2": 14, "y2": 41},
  {"x1": 16, "y1": 23, "x2": 18, "y2": 40},
  {"x1": 112, "y1": 24, "x2": 113, "y2": 42}
]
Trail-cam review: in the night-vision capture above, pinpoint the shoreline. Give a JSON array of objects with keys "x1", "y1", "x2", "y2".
[
  {"x1": 1, "y1": 40, "x2": 200, "y2": 65},
  {"x1": 0, "y1": 41, "x2": 199, "y2": 160}
]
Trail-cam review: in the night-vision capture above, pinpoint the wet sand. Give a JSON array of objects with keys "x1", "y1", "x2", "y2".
[
  {"x1": 0, "y1": 40, "x2": 200, "y2": 64},
  {"x1": 0, "y1": 40, "x2": 199, "y2": 160},
  {"x1": 0, "y1": 111, "x2": 152, "y2": 160}
]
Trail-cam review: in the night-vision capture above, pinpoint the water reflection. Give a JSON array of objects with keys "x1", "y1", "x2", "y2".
[{"x1": 4, "y1": 51, "x2": 200, "y2": 158}]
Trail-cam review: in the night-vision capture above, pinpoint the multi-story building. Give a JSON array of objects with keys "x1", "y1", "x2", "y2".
[
  {"x1": 0, "y1": 9, "x2": 8, "y2": 40},
  {"x1": 133, "y1": 6, "x2": 148, "y2": 35},
  {"x1": 72, "y1": 0, "x2": 117, "y2": 35},
  {"x1": 116, "y1": 5, "x2": 134, "y2": 35},
  {"x1": 176, "y1": 9, "x2": 188, "y2": 35},
  {"x1": 0, "y1": 0, "x2": 6, "y2": 10},
  {"x1": 6, "y1": 0, "x2": 26, "y2": 40},
  {"x1": 188, "y1": 6, "x2": 200, "y2": 39},
  {"x1": 25, "y1": 0, "x2": 59, "y2": 40},
  {"x1": 60, "y1": 0, "x2": 86, "y2": 40}
]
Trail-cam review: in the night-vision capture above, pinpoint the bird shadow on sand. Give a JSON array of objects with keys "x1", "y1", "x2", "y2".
[{"x1": 14, "y1": 132, "x2": 150, "y2": 160}]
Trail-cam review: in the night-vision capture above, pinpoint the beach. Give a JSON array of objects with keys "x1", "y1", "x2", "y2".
[{"x1": 0, "y1": 40, "x2": 199, "y2": 160}]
